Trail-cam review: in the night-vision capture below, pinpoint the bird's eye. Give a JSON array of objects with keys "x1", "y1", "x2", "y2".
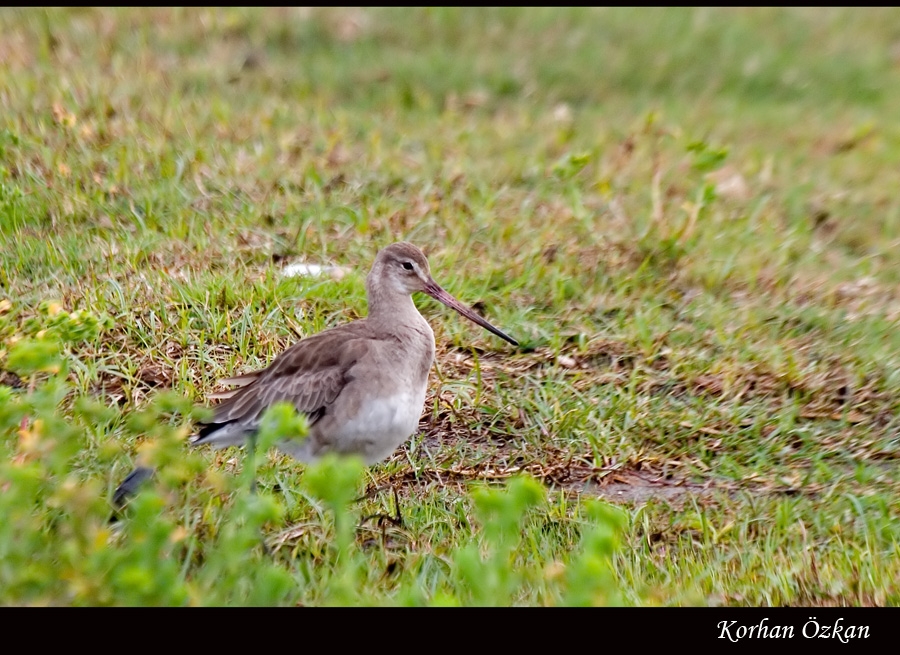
[{"x1": 402, "y1": 262, "x2": 414, "y2": 271}]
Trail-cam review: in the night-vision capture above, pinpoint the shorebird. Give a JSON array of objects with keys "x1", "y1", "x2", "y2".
[{"x1": 113, "y1": 242, "x2": 517, "y2": 507}]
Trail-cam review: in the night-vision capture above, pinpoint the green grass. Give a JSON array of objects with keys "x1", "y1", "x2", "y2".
[{"x1": 1, "y1": 7, "x2": 900, "y2": 605}]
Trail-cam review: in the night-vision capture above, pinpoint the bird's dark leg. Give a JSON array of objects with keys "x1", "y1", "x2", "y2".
[
  {"x1": 247, "y1": 431, "x2": 259, "y2": 496},
  {"x1": 358, "y1": 484, "x2": 403, "y2": 530},
  {"x1": 246, "y1": 431, "x2": 273, "y2": 557},
  {"x1": 391, "y1": 485, "x2": 402, "y2": 526},
  {"x1": 108, "y1": 466, "x2": 156, "y2": 523}
]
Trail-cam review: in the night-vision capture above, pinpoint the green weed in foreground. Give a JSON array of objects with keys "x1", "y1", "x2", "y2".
[{"x1": 0, "y1": 306, "x2": 626, "y2": 606}]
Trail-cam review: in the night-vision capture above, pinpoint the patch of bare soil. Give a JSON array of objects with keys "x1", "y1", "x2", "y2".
[
  {"x1": 0, "y1": 369, "x2": 24, "y2": 389},
  {"x1": 572, "y1": 473, "x2": 713, "y2": 504},
  {"x1": 90, "y1": 360, "x2": 175, "y2": 406},
  {"x1": 367, "y1": 453, "x2": 727, "y2": 506}
]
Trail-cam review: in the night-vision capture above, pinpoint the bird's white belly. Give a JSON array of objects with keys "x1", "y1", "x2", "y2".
[{"x1": 333, "y1": 389, "x2": 426, "y2": 464}]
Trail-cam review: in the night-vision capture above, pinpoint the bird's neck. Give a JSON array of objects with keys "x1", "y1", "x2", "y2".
[{"x1": 366, "y1": 287, "x2": 422, "y2": 327}]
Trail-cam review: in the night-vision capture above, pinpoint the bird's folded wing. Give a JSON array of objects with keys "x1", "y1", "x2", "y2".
[{"x1": 196, "y1": 324, "x2": 375, "y2": 439}]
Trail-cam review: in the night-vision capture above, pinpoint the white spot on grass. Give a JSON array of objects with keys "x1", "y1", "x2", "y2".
[{"x1": 282, "y1": 262, "x2": 348, "y2": 280}]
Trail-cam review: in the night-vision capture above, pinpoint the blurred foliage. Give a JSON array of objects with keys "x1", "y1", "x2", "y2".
[{"x1": 0, "y1": 305, "x2": 628, "y2": 606}]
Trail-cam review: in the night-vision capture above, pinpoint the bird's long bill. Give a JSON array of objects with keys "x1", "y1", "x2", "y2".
[{"x1": 424, "y1": 280, "x2": 519, "y2": 347}]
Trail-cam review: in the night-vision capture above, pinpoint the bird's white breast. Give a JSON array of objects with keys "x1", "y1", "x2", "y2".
[{"x1": 333, "y1": 386, "x2": 427, "y2": 464}]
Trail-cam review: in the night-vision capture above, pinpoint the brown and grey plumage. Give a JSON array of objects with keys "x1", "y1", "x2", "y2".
[{"x1": 113, "y1": 242, "x2": 517, "y2": 507}]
